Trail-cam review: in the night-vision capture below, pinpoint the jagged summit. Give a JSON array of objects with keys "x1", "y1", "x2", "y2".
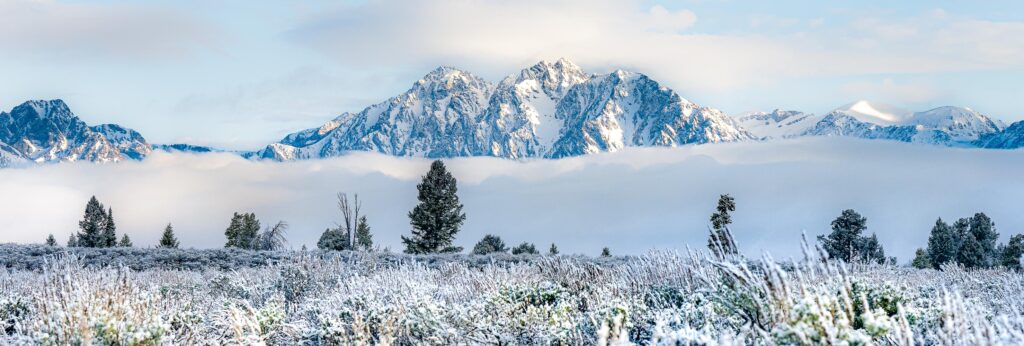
[
  {"x1": 0, "y1": 99, "x2": 151, "y2": 166},
  {"x1": 253, "y1": 60, "x2": 752, "y2": 160}
]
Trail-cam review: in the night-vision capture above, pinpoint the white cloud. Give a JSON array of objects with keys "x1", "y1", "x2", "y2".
[
  {"x1": 1, "y1": 138, "x2": 1022, "y2": 261},
  {"x1": 0, "y1": 0, "x2": 219, "y2": 60},
  {"x1": 287, "y1": 1, "x2": 1024, "y2": 94},
  {"x1": 839, "y1": 78, "x2": 945, "y2": 105}
]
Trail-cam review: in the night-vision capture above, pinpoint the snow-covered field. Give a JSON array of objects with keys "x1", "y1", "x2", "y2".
[{"x1": 1, "y1": 239, "x2": 1022, "y2": 345}]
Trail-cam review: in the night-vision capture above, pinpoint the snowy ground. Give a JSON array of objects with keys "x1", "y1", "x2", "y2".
[{"x1": 0, "y1": 241, "x2": 1022, "y2": 345}]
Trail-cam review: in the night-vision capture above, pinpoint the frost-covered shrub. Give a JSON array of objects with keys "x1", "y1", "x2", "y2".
[{"x1": 1, "y1": 239, "x2": 1024, "y2": 345}]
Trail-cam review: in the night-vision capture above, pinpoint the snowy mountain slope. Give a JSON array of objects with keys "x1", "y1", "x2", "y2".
[
  {"x1": 258, "y1": 60, "x2": 753, "y2": 160},
  {"x1": 253, "y1": 66, "x2": 493, "y2": 159},
  {"x1": 0, "y1": 100, "x2": 152, "y2": 164},
  {"x1": 736, "y1": 110, "x2": 820, "y2": 139},
  {"x1": 976, "y1": 120, "x2": 1024, "y2": 149},
  {"x1": 736, "y1": 101, "x2": 1005, "y2": 146},
  {"x1": 474, "y1": 58, "x2": 589, "y2": 158}
]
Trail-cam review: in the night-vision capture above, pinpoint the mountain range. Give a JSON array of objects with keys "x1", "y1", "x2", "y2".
[{"x1": 2, "y1": 59, "x2": 1022, "y2": 167}]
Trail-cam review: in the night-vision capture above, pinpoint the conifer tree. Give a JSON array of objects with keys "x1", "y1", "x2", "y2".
[
  {"x1": 968, "y1": 213, "x2": 999, "y2": 267},
  {"x1": 818, "y1": 209, "x2": 886, "y2": 263},
  {"x1": 1001, "y1": 234, "x2": 1024, "y2": 270},
  {"x1": 471, "y1": 234, "x2": 508, "y2": 255},
  {"x1": 402, "y1": 160, "x2": 466, "y2": 254},
  {"x1": 100, "y1": 207, "x2": 117, "y2": 247},
  {"x1": 225, "y1": 212, "x2": 260, "y2": 249},
  {"x1": 118, "y1": 234, "x2": 133, "y2": 247},
  {"x1": 548, "y1": 243, "x2": 559, "y2": 255},
  {"x1": 45, "y1": 234, "x2": 57, "y2": 246},
  {"x1": 317, "y1": 227, "x2": 349, "y2": 251},
  {"x1": 600, "y1": 247, "x2": 611, "y2": 257},
  {"x1": 957, "y1": 234, "x2": 985, "y2": 268},
  {"x1": 77, "y1": 196, "x2": 106, "y2": 247},
  {"x1": 911, "y1": 248, "x2": 931, "y2": 269},
  {"x1": 355, "y1": 216, "x2": 373, "y2": 251},
  {"x1": 159, "y1": 223, "x2": 180, "y2": 249},
  {"x1": 927, "y1": 218, "x2": 958, "y2": 268},
  {"x1": 67, "y1": 233, "x2": 78, "y2": 247},
  {"x1": 511, "y1": 242, "x2": 538, "y2": 255},
  {"x1": 707, "y1": 194, "x2": 738, "y2": 256}
]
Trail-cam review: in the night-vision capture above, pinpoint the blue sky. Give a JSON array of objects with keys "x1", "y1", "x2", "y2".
[{"x1": 2, "y1": 0, "x2": 1023, "y2": 149}]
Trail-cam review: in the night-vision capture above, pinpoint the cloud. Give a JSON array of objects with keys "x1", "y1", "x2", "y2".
[
  {"x1": 0, "y1": 0, "x2": 219, "y2": 60},
  {"x1": 287, "y1": 1, "x2": 1024, "y2": 94},
  {"x1": 1, "y1": 138, "x2": 1022, "y2": 261},
  {"x1": 839, "y1": 78, "x2": 945, "y2": 105}
]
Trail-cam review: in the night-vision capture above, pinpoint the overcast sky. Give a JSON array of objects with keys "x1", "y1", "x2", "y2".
[{"x1": 2, "y1": 0, "x2": 1023, "y2": 150}]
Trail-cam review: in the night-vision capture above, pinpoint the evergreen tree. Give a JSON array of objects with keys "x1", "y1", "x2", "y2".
[
  {"x1": 118, "y1": 234, "x2": 133, "y2": 247},
  {"x1": 968, "y1": 213, "x2": 999, "y2": 267},
  {"x1": 225, "y1": 212, "x2": 260, "y2": 249},
  {"x1": 67, "y1": 233, "x2": 78, "y2": 247},
  {"x1": 355, "y1": 216, "x2": 373, "y2": 251},
  {"x1": 926, "y1": 218, "x2": 958, "y2": 268},
  {"x1": 1000, "y1": 234, "x2": 1024, "y2": 270},
  {"x1": 548, "y1": 243, "x2": 559, "y2": 255},
  {"x1": 159, "y1": 223, "x2": 180, "y2": 249},
  {"x1": 77, "y1": 196, "x2": 106, "y2": 247},
  {"x1": 45, "y1": 234, "x2": 57, "y2": 246},
  {"x1": 957, "y1": 234, "x2": 985, "y2": 268},
  {"x1": 817, "y1": 209, "x2": 886, "y2": 263},
  {"x1": 511, "y1": 242, "x2": 538, "y2": 255},
  {"x1": 402, "y1": 160, "x2": 466, "y2": 254},
  {"x1": 317, "y1": 228, "x2": 349, "y2": 251},
  {"x1": 471, "y1": 234, "x2": 508, "y2": 255},
  {"x1": 911, "y1": 248, "x2": 931, "y2": 269},
  {"x1": 100, "y1": 207, "x2": 117, "y2": 247},
  {"x1": 600, "y1": 247, "x2": 611, "y2": 257},
  {"x1": 707, "y1": 194, "x2": 738, "y2": 256}
]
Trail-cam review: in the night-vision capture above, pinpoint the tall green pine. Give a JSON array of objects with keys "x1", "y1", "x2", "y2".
[
  {"x1": 355, "y1": 216, "x2": 373, "y2": 251},
  {"x1": 926, "y1": 218, "x2": 958, "y2": 268},
  {"x1": 159, "y1": 223, "x2": 180, "y2": 249},
  {"x1": 77, "y1": 196, "x2": 106, "y2": 247},
  {"x1": 101, "y1": 207, "x2": 117, "y2": 247},
  {"x1": 402, "y1": 160, "x2": 466, "y2": 254}
]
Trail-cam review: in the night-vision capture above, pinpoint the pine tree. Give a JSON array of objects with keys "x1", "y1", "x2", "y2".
[
  {"x1": 968, "y1": 213, "x2": 999, "y2": 267},
  {"x1": 225, "y1": 212, "x2": 260, "y2": 249},
  {"x1": 1001, "y1": 234, "x2": 1024, "y2": 270},
  {"x1": 707, "y1": 194, "x2": 738, "y2": 256},
  {"x1": 511, "y1": 242, "x2": 538, "y2": 255},
  {"x1": 159, "y1": 223, "x2": 180, "y2": 249},
  {"x1": 600, "y1": 247, "x2": 611, "y2": 257},
  {"x1": 471, "y1": 234, "x2": 508, "y2": 255},
  {"x1": 957, "y1": 234, "x2": 985, "y2": 268},
  {"x1": 100, "y1": 207, "x2": 117, "y2": 248},
  {"x1": 926, "y1": 218, "x2": 958, "y2": 268},
  {"x1": 911, "y1": 248, "x2": 931, "y2": 269},
  {"x1": 317, "y1": 228, "x2": 349, "y2": 251},
  {"x1": 402, "y1": 160, "x2": 466, "y2": 254},
  {"x1": 45, "y1": 234, "x2": 57, "y2": 246},
  {"x1": 548, "y1": 243, "x2": 559, "y2": 255},
  {"x1": 77, "y1": 196, "x2": 106, "y2": 247},
  {"x1": 817, "y1": 209, "x2": 886, "y2": 263},
  {"x1": 67, "y1": 233, "x2": 78, "y2": 247},
  {"x1": 355, "y1": 216, "x2": 373, "y2": 251},
  {"x1": 118, "y1": 234, "x2": 133, "y2": 247},
  {"x1": 818, "y1": 209, "x2": 866, "y2": 262}
]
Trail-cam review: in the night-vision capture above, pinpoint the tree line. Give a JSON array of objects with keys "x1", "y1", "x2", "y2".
[{"x1": 43, "y1": 160, "x2": 1024, "y2": 268}]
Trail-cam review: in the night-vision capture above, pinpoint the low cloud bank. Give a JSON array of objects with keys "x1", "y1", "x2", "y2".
[{"x1": 0, "y1": 138, "x2": 1021, "y2": 261}]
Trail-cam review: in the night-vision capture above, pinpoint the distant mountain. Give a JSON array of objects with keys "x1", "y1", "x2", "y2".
[
  {"x1": 152, "y1": 143, "x2": 220, "y2": 154},
  {"x1": 737, "y1": 101, "x2": 1005, "y2": 146},
  {"x1": 254, "y1": 59, "x2": 752, "y2": 160},
  {"x1": 0, "y1": 100, "x2": 151, "y2": 166},
  {"x1": 976, "y1": 120, "x2": 1024, "y2": 149}
]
